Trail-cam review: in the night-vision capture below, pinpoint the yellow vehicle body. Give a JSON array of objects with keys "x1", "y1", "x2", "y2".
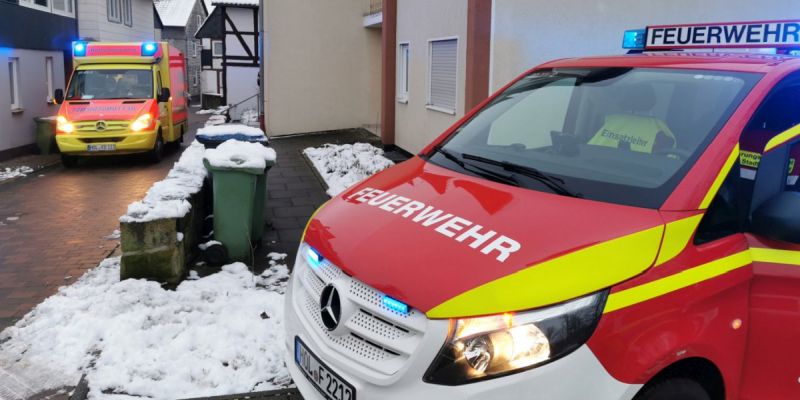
[{"x1": 55, "y1": 42, "x2": 188, "y2": 159}]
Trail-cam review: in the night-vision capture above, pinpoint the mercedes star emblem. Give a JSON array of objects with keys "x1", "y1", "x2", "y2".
[
  {"x1": 320, "y1": 284, "x2": 341, "y2": 331},
  {"x1": 96, "y1": 121, "x2": 107, "y2": 131}
]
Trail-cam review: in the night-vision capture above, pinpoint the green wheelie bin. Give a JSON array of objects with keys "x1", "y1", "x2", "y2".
[
  {"x1": 203, "y1": 146, "x2": 274, "y2": 264},
  {"x1": 34, "y1": 116, "x2": 58, "y2": 155}
]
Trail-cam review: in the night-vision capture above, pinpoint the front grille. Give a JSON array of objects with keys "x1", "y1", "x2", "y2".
[
  {"x1": 294, "y1": 246, "x2": 427, "y2": 376},
  {"x1": 80, "y1": 137, "x2": 124, "y2": 143},
  {"x1": 75, "y1": 121, "x2": 130, "y2": 132}
]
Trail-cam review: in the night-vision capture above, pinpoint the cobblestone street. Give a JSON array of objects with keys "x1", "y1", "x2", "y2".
[{"x1": 0, "y1": 114, "x2": 206, "y2": 330}]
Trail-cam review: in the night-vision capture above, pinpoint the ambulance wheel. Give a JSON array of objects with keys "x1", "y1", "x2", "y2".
[
  {"x1": 148, "y1": 133, "x2": 164, "y2": 163},
  {"x1": 61, "y1": 154, "x2": 78, "y2": 168},
  {"x1": 635, "y1": 378, "x2": 710, "y2": 400}
]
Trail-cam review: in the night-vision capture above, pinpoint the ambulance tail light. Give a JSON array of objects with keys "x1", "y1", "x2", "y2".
[
  {"x1": 56, "y1": 116, "x2": 75, "y2": 134},
  {"x1": 423, "y1": 290, "x2": 608, "y2": 385},
  {"x1": 130, "y1": 113, "x2": 155, "y2": 132}
]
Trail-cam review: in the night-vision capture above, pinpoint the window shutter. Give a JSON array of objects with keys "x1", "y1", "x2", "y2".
[{"x1": 429, "y1": 38, "x2": 458, "y2": 112}]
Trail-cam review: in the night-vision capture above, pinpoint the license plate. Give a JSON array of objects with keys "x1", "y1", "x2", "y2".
[
  {"x1": 87, "y1": 144, "x2": 116, "y2": 152},
  {"x1": 295, "y1": 337, "x2": 356, "y2": 400}
]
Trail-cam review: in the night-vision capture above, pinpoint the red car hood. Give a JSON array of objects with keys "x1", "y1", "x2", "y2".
[
  {"x1": 60, "y1": 99, "x2": 154, "y2": 122},
  {"x1": 304, "y1": 157, "x2": 667, "y2": 318}
]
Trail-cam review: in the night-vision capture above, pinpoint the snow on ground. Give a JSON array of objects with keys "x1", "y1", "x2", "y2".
[
  {"x1": 205, "y1": 140, "x2": 277, "y2": 170},
  {"x1": 304, "y1": 143, "x2": 395, "y2": 196},
  {"x1": 240, "y1": 109, "x2": 259, "y2": 126},
  {"x1": 205, "y1": 115, "x2": 227, "y2": 127},
  {"x1": 0, "y1": 257, "x2": 292, "y2": 400},
  {"x1": 0, "y1": 166, "x2": 33, "y2": 182},
  {"x1": 120, "y1": 141, "x2": 206, "y2": 223},
  {"x1": 196, "y1": 106, "x2": 230, "y2": 115}
]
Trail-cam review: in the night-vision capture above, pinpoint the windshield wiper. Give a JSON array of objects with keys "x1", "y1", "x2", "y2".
[
  {"x1": 461, "y1": 153, "x2": 582, "y2": 198},
  {"x1": 432, "y1": 145, "x2": 520, "y2": 187}
]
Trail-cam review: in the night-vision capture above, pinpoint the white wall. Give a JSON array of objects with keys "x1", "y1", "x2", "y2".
[
  {"x1": 395, "y1": 0, "x2": 467, "y2": 153},
  {"x1": 491, "y1": 0, "x2": 800, "y2": 91},
  {"x1": 78, "y1": 0, "x2": 155, "y2": 42},
  {"x1": 263, "y1": 0, "x2": 381, "y2": 136},
  {"x1": 0, "y1": 49, "x2": 65, "y2": 152}
]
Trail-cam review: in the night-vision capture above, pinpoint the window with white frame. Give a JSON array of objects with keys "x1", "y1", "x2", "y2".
[
  {"x1": 19, "y1": 0, "x2": 74, "y2": 16},
  {"x1": 193, "y1": 71, "x2": 199, "y2": 87},
  {"x1": 51, "y1": 0, "x2": 74, "y2": 15},
  {"x1": 45, "y1": 57, "x2": 54, "y2": 103},
  {"x1": 108, "y1": 0, "x2": 132, "y2": 26},
  {"x1": 397, "y1": 42, "x2": 409, "y2": 103},
  {"x1": 427, "y1": 38, "x2": 458, "y2": 114},
  {"x1": 212, "y1": 41, "x2": 223, "y2": 57},
  {"x1": 196, "y1": 15, "x2": 202, "y2": 28},
  {"x1": 193, "y1": 42, "x2": 199, "y2": 57},
  {"x1": 8, "y1": 58, "x2": 21, "y2": 110}
]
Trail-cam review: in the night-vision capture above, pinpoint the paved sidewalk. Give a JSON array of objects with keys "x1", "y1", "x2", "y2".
[
  {"x1": 254, "y1": 129, "x2": 409, "y2": 270},
  {"x1": 0, "y1": 116, "x2": 206, "y2": 330}
]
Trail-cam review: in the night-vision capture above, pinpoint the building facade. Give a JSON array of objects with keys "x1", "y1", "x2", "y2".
[
  {"x1": 196, "y1": 0, "x2": 260, "y2": 121},
  {"x1": 155, "y1": 0, "x2": 207, "y2": 102},
  {"x1": 260, "y1": 0, "x2": 382, "y2": 136},
  {"x1": 0, "y1": 0, "x2": 76, "y2": 159},
  {"x1": 78, "y1": 0, "x2": 157, "y2": 42}
]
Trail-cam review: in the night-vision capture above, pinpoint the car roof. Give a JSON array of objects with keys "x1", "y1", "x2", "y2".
[{"x1": 539, "y1": 52, "x2": 800, "y2": 74}]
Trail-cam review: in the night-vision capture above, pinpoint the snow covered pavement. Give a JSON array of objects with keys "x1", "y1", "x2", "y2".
[
  {"x1": 0, "y1": 166, "x2": 33, "y2": 182},
  {"x1": 303, "y1": 143, "x2": 394, "y2": 196},
  {"x1": 0, "y1": 254, "x2": 293, "y2": 400}
]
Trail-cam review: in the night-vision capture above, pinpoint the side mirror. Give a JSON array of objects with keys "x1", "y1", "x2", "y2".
[
  {"x1": 751, "y1": 191, "x2": 800, "y2": 244},
  {"x1": 157, "y1": 88, "x2": 171, "y2": 103},
  {"x1": 54, "y1": 89, "x2": 64, "y2": 104}
]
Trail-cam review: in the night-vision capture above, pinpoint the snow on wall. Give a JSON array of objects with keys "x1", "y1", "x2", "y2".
[{"x1": 120, "y1": 141, "x2": 207, "y2": 223}]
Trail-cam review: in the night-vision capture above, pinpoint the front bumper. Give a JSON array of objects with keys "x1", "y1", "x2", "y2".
[
  {"x1": 283, "y1": 248, "x2": 641, "y2": 400},
  {"x1": 56, "y1": 129, "x2": 157, "y2": 155}
]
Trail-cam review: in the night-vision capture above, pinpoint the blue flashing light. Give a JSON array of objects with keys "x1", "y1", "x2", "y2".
[
  {"x1": 73, "y1": 41, "x2": 88, "y2": 57},
  {"x1": 306, "y1": 247, "x2": 322, "y2": 268},
  {"x1": 789, "y1": 49, "x2": 800, "y2": 57},
  {"x1": 622, "y1": 29, "x2": 646, "y2": 50},
  {"x1": 382, "y1": 296, "x2": 409, "y2": 315},
  {"x1": 141, "y1": 42, "x2": 158, "y2": 56}
]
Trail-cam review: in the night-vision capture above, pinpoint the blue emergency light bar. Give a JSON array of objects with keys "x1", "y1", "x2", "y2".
[
  {"x1": 382, "y1": 295, "x2": 409, "y2": 315},
  {"x1": 622, "y1": 29, "x2": 647, "y2": 50},
  {"x1": 623, "y1": 20, "x2": 800, "y2": 52},
  {"x1": 141, "y1": 42, "x2": 158, "y2": 57},
  {"x1": 73, "y1": 41, "x2": 88, "y2": 57}
]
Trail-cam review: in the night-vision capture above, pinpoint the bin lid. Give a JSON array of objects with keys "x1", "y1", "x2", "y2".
[
  {"x1": 204, "y1": 139, "x2": 276, "y2": 174},
  {"x1": 196, "y1": 124, "x2": 268, "y2": 144}
]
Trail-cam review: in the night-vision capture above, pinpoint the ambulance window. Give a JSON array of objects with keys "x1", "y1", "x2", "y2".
[{"x1": 695, "y1": 165, "x2": 743, "y2": 245}]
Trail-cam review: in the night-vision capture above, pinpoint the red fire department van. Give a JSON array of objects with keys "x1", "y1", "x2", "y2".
[
  {"x1": 53, "y1": 42, "x2": 188, "y2": 166},
  {"x1": 285, "y1": 20, "x2": 800, "y2": 400}
]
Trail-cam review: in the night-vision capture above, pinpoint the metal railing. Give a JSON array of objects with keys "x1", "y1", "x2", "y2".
[{"x1": 365, "y1": 0, "x2": 382, "y2": 16}]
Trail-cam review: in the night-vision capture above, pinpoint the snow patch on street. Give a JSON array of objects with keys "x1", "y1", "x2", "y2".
[
  {"x1": 304, "y1": 143, "x2": 394, "y2": 196},
  {"x1": 196, "y1": 106, "x2": 230, "y2": 115},
  {"x1": 0, "y1": 257, "x2": 292, "y2": 400},
  {"x1": 0, "y1": 166, "x2": 33, "y2": 181},
  {"x1": 120, "y1": 141, "x2": 207, "y2": 223}
]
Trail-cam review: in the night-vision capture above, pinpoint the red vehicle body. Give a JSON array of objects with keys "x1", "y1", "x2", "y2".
[{"x1": 287, "y1": 20, "x2": 800, "y2": 400}]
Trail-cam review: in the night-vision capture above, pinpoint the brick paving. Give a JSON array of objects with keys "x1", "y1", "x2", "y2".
[
  {"x1": 0, "y1": 115, "x2": 206, "y2": 330},
  {"x1": 255, "y1": 129, "x2": 388, "y2": 269}
]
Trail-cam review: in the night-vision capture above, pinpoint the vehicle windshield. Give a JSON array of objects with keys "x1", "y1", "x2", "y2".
[
  {"x1": 430, "y1": 67, "x2": 761, "y2": 208},
  {"x1": 66, "y1": 69, "x2": 154, "y2": 100}
]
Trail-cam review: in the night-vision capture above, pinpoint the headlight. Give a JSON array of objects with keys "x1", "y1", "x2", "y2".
[
  {"x1": 130, "y1": 113, "x2": 153, "y2": 132},
  {"x1": 423, "y1": 290, "x2": 608, "y2": 385},
  {"x1": 56, "y1": 116, "x2": 74, "y2": 134}
]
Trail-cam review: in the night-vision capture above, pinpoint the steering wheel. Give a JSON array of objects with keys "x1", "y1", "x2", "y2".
[{"x1": 653, "y1": 147, "x2": 692, "y2": 160}]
